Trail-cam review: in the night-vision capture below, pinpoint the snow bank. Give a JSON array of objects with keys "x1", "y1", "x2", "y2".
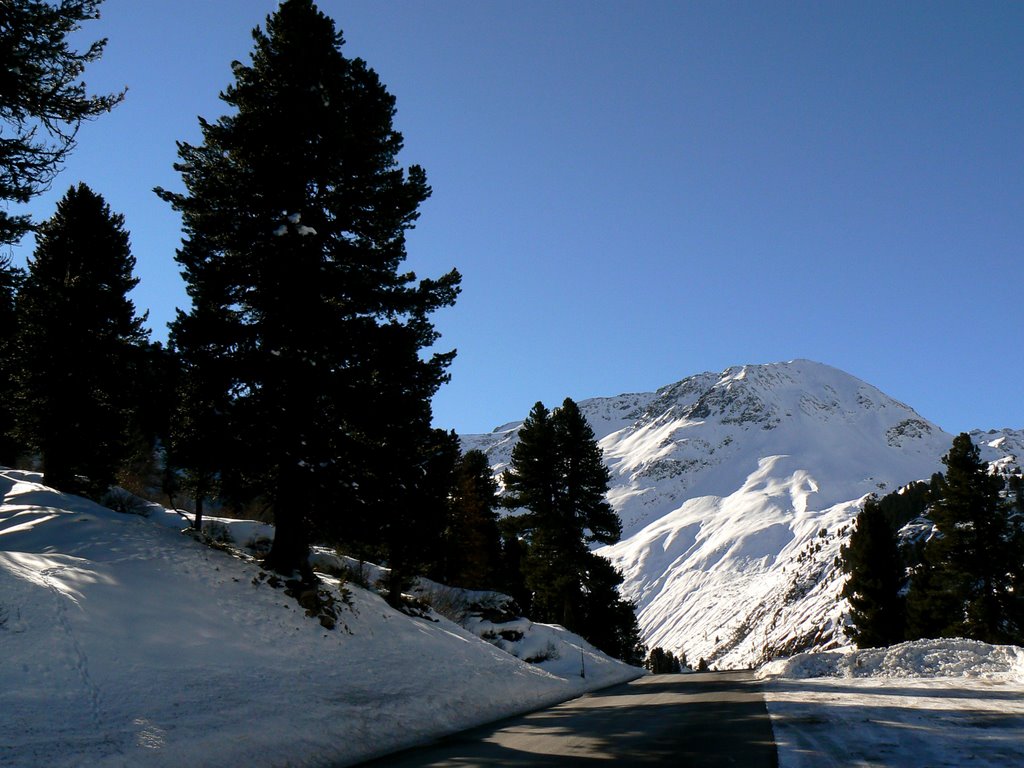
[
  {"x1": 758, "y1": 639, "x2": 1024, "y2": 768},
  {"x1": 758, "y1": 638, "x2": 1024, "y2": 681},
  {"x1": 0, "y1": 468, "x2": 641, "y2": 768}
]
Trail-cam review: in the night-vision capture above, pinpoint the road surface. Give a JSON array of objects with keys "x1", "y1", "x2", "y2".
[{"x1": 355, "y1": 670, "x2": 777, "y2": 766}]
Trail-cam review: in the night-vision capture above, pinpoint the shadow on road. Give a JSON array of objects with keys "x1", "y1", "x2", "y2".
[{"x1": 354, "y1": 671, "x2": 777, "y2": 767}]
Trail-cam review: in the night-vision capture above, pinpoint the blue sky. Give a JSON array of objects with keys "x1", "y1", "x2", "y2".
[{"x1": 13, "y1": 0, "x2": 1024, "y2": 435}]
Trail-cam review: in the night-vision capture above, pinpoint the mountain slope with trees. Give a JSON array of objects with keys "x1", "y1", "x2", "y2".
[{"x1": 464, "y1": 360, "x2": 1023, "y2": 667}]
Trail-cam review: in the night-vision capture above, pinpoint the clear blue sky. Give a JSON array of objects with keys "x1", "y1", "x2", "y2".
[{"x1": 12, "y1": 0, "x2": 1024, "y2": 435}]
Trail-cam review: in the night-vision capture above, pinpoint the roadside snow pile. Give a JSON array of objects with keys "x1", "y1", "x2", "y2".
[
  {"x1": 0, "y1": 468, "x2": 641, "y2": 768},
  {"x1": 758, "y1": 639, "x2": 1024, "y2": 768},
  {"x1": 759, "y1": 638, "x2": 1024, "y2": 681},
  {"x1": 411, "y1": 580, "x2": 625, "y2": 681}
]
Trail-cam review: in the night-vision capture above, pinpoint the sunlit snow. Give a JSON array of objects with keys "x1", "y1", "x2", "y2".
[
  {"x1": 0, "y1": 469, "x2": 640, "y2": 767},
  {"x1": 759, "y1": 640, "x2": 1024, "y2": 768}
]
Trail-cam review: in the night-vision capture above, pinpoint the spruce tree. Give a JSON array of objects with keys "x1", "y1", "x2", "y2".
[
  {"x1": 159, "y1": 0, "x2": 460, "y2": 582},
  {"x1": 552, "y1": 398, "x2": 621, "y2": 545},
  {"x1": 378, "y1": 428, "x2": 460, "y2": 598},
  {"x1": 906, "y1": 433, "x2": 1022, "y2": 643},
  {"x1": 443, "y1": 449, "x2": 503, "y2": 590},
  {"x1": 0, "y1": 1, "x2": 123, "y2": 245},
  {"x1": 115, "y1": 340, "x2": 176, "y2": 497},
  {"x1": 0, "y1": 255, "x2": 23, "y2": 465},
  {"x1": 646, "y1": 647, "x2": 667, "y2": 673},
  {"x1": 503, "y1": 403, "x2": 558, "y2": 521},
  {"x1": 14, "y1": 183, "x2": 147, "y2": 497},
  {"x1": 646, "y1": 647, "x2": 683, "y2": 674},
  {"x1": 840, "y1": 495, "x2": 905, "y2": 648},
  {"x1": 503, "y1": 401, "x2": 574, "y2": 626},
  {"x1": 503, "y1": 397, "x2": 632, "y2": 654},
  {"x1": 578, "y1": 551, "x2": 645, "y2": 663}
]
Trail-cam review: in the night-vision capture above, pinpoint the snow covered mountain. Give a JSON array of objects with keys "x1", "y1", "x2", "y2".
[{"x1": 462, "y1": 359, "x2": 1023, "y2": 668}]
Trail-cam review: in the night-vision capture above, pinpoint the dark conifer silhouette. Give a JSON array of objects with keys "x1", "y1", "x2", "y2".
[
  {"x1": 0, "y1": 1, "x2": 123, "y2": 245},
  {"x1": 0, "y1": 255, "x2": 23, "y2": 465},
  {"x1": 159, "y1": 0, "x2": 459, "y2": 582},
  {"x1": 14, "y1": 183, "x2": 147, "y2": 497},
  {"x1": 840, "y1": 495, "x2": 905, "y2": 647},
  {"x1": 443, "y1": 449, "x2": 503, "y2": 590},
  {"x1": 646, "y1": 647, "x2": 684, "y2": 673},
  {"x1": 906, "y1": 433, "x2": 1023, "y2": 643},
  {"x1": 503, "y1": 397, "x2": 640, "y2": 659}
]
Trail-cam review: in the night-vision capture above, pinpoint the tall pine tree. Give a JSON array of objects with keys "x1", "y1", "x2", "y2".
[
  {"x1": 503, "y1": 397, "x2": 636, "y2": 658},
  {"x1": 0, "y1": 0, "x2": 123, "y2": 245},
  {"x1": 14, "y1": 183, "x2": 147, "y2": 497},
  {"x1": 906, "y1": 433, "x2": 1023, "y2": 644},
  {"x1": 159, "y1": 0, "x2": 459, "y2": 582},
  {"x1": 840, "y1": 495, "x2": 906, "y2": 648},
  {"x1": 0, "y1": 255, "x2": 23, "y2": 465},
  {"x1": 443, "y1": 448, "x2": 503, "y2": 590}
]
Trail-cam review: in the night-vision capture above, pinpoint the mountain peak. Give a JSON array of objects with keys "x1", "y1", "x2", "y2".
[
  {"x1": 630, "y1": 359, "x2": 926, "y2": 439},
  {"x1": 462, "y1": 360, "x2": 1003, "y2": 668}
]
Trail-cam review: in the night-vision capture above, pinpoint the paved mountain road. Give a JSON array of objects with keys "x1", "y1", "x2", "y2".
[{"x1": 355, "y1": 670, "x2": 777, "y2": 766}]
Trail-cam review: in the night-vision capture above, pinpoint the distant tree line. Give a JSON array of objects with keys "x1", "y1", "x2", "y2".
[
  {"x1": 0, "y1": 0, "x2": 644, "y2": 663},
  {"x1": 645, "y1": 646, "x2": 686, "y2": 674},
  {"x1": 841, "y1": 433, "x2": 1024, "y2": 648}
]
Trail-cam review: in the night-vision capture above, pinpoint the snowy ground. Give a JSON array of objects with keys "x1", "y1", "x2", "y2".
[
  {"x1": 0, "y1": 468, "x2": 642, "y2": 768},
  {"x1": 8, "y1": 465, "x2": 1024, "y2": 768},
  {"x1": 758, "y1": 639, "x2": 1024, "y2": 768}
]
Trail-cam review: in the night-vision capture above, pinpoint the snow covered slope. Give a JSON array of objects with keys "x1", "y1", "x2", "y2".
[
  {"x1": 463, "y1": 360, "x2": 1023, "y2": 668},
  {"x1": 0, "y1": 469, "x2": 640, "y2": 768}
]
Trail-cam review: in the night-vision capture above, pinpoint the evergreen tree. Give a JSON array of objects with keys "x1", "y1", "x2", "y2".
[
  {"x1": 503, "y1": 401, "x2": 577, "y2": 627},
  {"x1": 840, "y1": 495, "x2": 905, "y2": 648},
  {"x1": 14, "y1": 183, "x2": 147, "y2": 497},
  {"x1": 1008, "y1": 474, "x2": 1024, "y2": 514},
  {"x1": 497, "y1": 516, "x2": 532, "y2": 615},
  {"x1": 552, "y1": 398, "x2": 621, "y2": 546},
  {"x1": 646, "y1": 647, "x2": 684, "y2": 674},
  {"x1": 0, "y1": 255, "x2": 24, "y2": 465},
  {"x1": 443, "y1": 449, "x2": 503, "y2": 590},
  {"x1": 646, "y1": 646, "x2": 666, "y2": 673},
  {"x1": 875, "y1": 480, "x2": 931, "y2": 531},
  {"x1": 578, "y1": 551, "x2": 645, "y2": 664},
  {"x1": 0, "y1": 0, "x2": 123, "y2": 245},
  {"x1": 502, "y1": 402, "x2": 558, "y2": 520},
  {"x1": 503, "y1": 397, "x2": 636, "y2": 658},
  {"x1": 378, "y1": 428, "x2": 460, "y2": 598},
  {"x1": 116, "y1": 340, "x2": 177, "y2": 497},
  {"x1": 159, "y1": 0, "x2": 459, "y2": 582},
  {"x1": 906, "y1": 433, "x2": 1023, "y2": 643}
]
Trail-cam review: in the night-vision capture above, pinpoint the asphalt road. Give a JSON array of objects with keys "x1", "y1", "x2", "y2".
[{"x1": 355, "y1": 670, "x2": 778, "y2": 766}]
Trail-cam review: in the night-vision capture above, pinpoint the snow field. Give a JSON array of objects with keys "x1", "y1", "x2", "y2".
[
  {"x1": 0, "y1": 469, "x2": 642, "y2": 768},
  {"x1": 758, "y1": 640, "x2": 1024, "y2": 768}
]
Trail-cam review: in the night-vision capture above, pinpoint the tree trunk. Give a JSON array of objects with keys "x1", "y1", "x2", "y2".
[
  {"x1": 263, "y1": 501, "x2": 314, "y2": 582},
  {"x1": 43, "y1": 442, "x2": 75, "y2": 494}
]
